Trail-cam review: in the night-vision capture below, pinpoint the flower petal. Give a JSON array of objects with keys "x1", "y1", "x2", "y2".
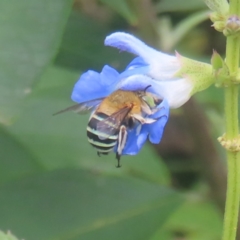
[
  {"x1": 121, "y1": 127, "x2": 148, "y2": 155},
  {"x1": 105, "y1": 32, "x2": 162, "y2": 63},
  {"x1": 125, "y1": 57, "x2": 148, "y2": 69},
  {"x1": 118, "y1": 99, "x2": 169, "y2": 155},
  {"x1": 117, "y1": 74, "x2": 160, "y2": 95},
  {"x1": 143, "y1": 99, "x2": 169, "y2": 143},
  {"x1": 105, "y1": 32, "x2": 180, "y2": 80},
  {"x1": 117, "y1": 74, "x2": 193, "y2": 108},
  {"x1": 71, "y1": 65, "x2": 119, "y2": 103}
]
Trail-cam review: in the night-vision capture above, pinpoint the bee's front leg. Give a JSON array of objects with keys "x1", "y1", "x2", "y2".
[{"x1": 131, "y1": 114, "x2": 156, "y2": 124}]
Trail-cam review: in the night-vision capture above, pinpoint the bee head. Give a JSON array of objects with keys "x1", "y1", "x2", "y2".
[
  {"x1": 140, "y1": 85, "x2": 163, "y2": 107},
  {"x1": 142, "y1": 92, "x2": 162, "y2": 108}
]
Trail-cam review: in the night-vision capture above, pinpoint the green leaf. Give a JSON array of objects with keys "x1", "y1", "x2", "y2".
[
  {"x1": 0, "y1": 169, "x2": 182, "y2": 240},
  {"x1": 150, "y1": 199, "x2": 222, "y2": 240},
  {"x1": 55, "y1": 11, "x2": 133, "y2": 72},
  {"x1": 156, "y1": 0, "x2": 206, "y2": 13},
  {"x1": 99, "y1": 0, "x2": 137, "y2": 25},
  {"x1": 0, "y1": 124, "x2": 43, "y2": 184},
  {"x1": 0, "y1": 0, "x2": 73, "y2": 124},
  {"x1": 172, "y1": 10, "x2": 210, "y2": 48},
  {"x1": 8, "y1": 66, "x2": 85, "y2": 170},
  {"x1": 211, "y1": 50, "x2": 224, "y2": 70},
  {"x1": 0, "y1": 231, "x2": 19, "y2": 240},
  {"x1": 205, "y1": 0, "x2": 229, "y2": 14},
  {"x1": 210, "y1": 51, "x2": 230, "y2": 87}
]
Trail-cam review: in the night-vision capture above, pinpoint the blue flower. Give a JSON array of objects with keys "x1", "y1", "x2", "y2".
[
  {"x1": 71, "y1": 63, "x2": 169, "y2": 156},
  {"x1": 72, "y1": 66, "x2": 169, "y2": 155},
  {"x1": 120, "y1": 99, "x2": 168, "y2": 155},
  {"x1": 105, "y1": 32, "x2": 195, "y2": 108}
]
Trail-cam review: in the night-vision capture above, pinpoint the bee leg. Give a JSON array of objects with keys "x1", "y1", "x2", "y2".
[
  {"x1": 116, "y1": 153, "x2": 121, "y2": 168},
  {"x1": 97, "y1": 152, "x2": 101, "y2": 157},
  {"x1": 150, "y1": 108, "x2": 161, "y2": 114},
  {"x1": 132, "y1": 114, "x2": 156, "y2": 124},
  {"x1": 141, "y1": 102, "x2": 152, "y2": 115},
  {"x1": 115, "y1": 125, "x2": 128, "y2": 168}
]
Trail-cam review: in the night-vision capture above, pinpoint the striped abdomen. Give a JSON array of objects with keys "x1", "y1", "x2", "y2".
[{"x1": 87, "y1": 112, "x2": 119, "y2": 155}]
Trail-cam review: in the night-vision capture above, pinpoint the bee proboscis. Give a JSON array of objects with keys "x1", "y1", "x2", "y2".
[{"x1": 54, "y1": 87, "x2": 163, "y2": 167}]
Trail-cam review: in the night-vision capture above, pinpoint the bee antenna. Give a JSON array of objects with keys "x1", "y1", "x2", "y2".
[{"x1": 144, "y1": 85, "x2": 152, "y2": 92}]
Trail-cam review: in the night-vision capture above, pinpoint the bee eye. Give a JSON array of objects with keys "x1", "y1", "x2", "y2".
[{"x1": 154, "y1": 98, "x2": 163, "y2": 106}]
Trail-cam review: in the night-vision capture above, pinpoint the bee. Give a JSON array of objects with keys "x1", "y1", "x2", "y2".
[{"x1": 54, "y1": 86, "x2": 163, "y2": 167}]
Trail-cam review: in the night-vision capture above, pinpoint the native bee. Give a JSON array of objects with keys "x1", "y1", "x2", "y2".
[{"x1": 54, "y1": 87, "x2": 163, "y2": 167}]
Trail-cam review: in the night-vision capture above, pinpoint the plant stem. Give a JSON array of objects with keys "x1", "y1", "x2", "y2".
[
  {"x1": 223, "y1": 88, "x2": 240, "y2": 240},
  {"x1": 222, "y1": 0, "x2": 240, "y2": 237}
]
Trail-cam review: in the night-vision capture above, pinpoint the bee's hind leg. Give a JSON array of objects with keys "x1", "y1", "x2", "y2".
[
  {"x1": 115, "y1": 125, "x2": 128, "y2": 168},
  {"x1": 116, "y1": 153, "x2": 121, "y2": 168}
]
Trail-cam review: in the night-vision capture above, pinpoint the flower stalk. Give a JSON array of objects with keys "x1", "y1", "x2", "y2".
[
  {"x1": 221, "y1": 0, "x2": 240, "y2": 239},
  {"x1": 222, "y1": 86, "x2": 240, "y2": 240}
]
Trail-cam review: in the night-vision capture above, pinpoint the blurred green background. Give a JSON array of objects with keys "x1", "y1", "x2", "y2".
[{"x1": 0, "y1": 0, "x2": 229, "y2": 239}]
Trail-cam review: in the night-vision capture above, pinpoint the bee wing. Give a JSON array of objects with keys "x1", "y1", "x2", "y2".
[
  {"x1": 96, "y1": 106, "x2": 133, "y2": 140},
  {"x1": 53, "y1": 99, "x2": 102, "y2": 116}
]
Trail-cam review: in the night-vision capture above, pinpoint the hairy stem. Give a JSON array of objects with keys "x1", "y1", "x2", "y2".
[{"x1": 222, "y1": 0, "x2": 240, "y2": 238}]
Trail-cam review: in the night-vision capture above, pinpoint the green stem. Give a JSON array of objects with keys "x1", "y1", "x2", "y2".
[
  {"x1": 223, "y1": 85, "x2": 240, "y2": 240},
  {"x1": 222, "y1": 0, "x2": 240, "y2": 237},
  {"x1": 223, "y1": 150, "x2": 240, "y2": 240}
]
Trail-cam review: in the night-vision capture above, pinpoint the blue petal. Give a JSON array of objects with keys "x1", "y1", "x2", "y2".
[
  {"x1": 71, "y1": 65, "x2": 119, "y2": 103},
  {"x1": 105, "y1": 32, "x2": 179, "y2": 82},
  {"x1": 118, "y1": 57, "x2": 150, "y2": 88},
  {"x1": 121, "y1": 127, "x2": 148, "y2": 155},
  {"x1": 105, "y1": 32, "x2": 159, "y2": 64},
  {"x1": 115, "y1": 99, "x2": 169, "y2": 156},
  {"x1": 119, "y1": 68, "x2": 150, "y2": 84},
  {"x1": 125, "y1": 57, "x2": 148, "y2": 70},
  {"x1": 142, "y1": 99, "x2": 169, "y2": 144},
  {"x1": 117, "y1": 74, "x2": 163, "y2": 97}
]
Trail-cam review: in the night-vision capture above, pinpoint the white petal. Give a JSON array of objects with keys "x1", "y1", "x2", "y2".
[
  {"x1": 105, "y1": 32, "x2": 180, "y2": 80},
  {"x1": 118, "y1": 74, "x2": 193, "y2": 108},
  {"x1": 155, "y1": 78, "x2": 193, "y2": 108}
]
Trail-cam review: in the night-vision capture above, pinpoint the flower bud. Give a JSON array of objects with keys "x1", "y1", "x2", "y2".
[
  {"x1": 205, "y1": 0, "x2": 229, "y2": 33},
  {"x1": 223, "y1": 15, "x2": 240, "y2": 36},
  {"x1": 213, "y1": 20, "x2": 226, "y2": 32},
  {"x1": 210, "y1": 12, "x2": 226, "y2": 22},
  {"x1": 205, "y1": 0, "x2": 229, "y2": 15}
]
